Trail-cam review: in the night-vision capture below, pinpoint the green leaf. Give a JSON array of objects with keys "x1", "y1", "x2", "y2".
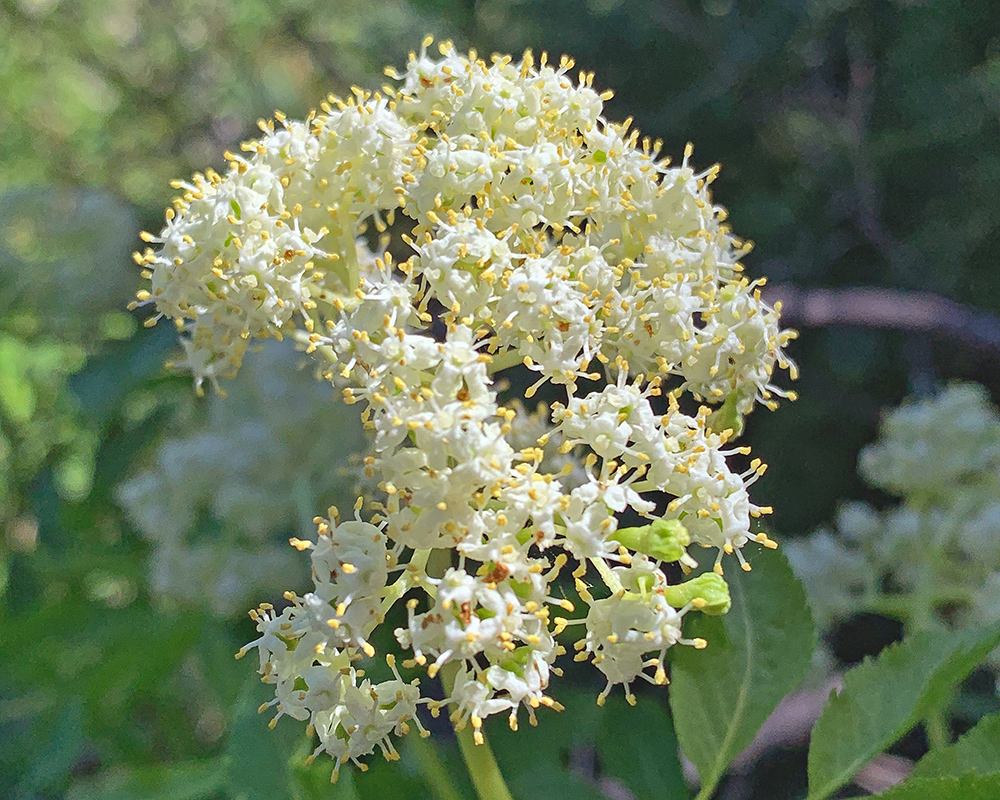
[
  {"x1": 291, "y1": 765, "x2": 361, "y2": 800},
  {"x1": 0, "y1": 336, "x2": 35, "y2": 422},
  {"x1": 16, "y1": 696, "x2": 84, "y2": 800},
  {"x1": 596, "y1": 696, "x2": 688, "y2": 800},
  {"x1": 402, "y1": 735, "x2": 474, "y2": 800},
  {"x1": 507, "y1": 766, "x2": 607, "y2": 800},
  {"x1": 908, "y1": 712, "x2": 1000, "y2": 780},
  {"x1": 491, "y1": 687, "x2": 606, "y2": 800},
  {"x1": 807, "y1": 624, "x2": 1000, "y2": 800},
  {"x1": 352, "y1": 757, "x2": 433, "y2": 800},
  {"x1": 226, "y1": 677, "x2": 300, "y2": 800},
  {"x1": 869, "y1": 772, "x2": 1000, "y2": 800},
  {"x1": 66, "y1": 759, "x2": 227, "y2": 800},
  {"x1": 669, "y1": 545, "x2": 814, "y2": 800}
]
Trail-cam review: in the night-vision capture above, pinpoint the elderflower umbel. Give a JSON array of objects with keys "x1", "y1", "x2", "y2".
[
  {"x1": 117, "y1": 340, "x2": 365, "y2": 616},
  {"x1": 787, "y1": 384, "x2": 1000, "y2": 661},
  {"x1": 135, "y1": 39, "x2": 796, "y2": 779}
]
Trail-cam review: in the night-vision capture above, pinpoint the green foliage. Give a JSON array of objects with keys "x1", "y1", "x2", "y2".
[
  {"x1": 596, "y1": 696, "x2": 687, "y2": 800},
  {"x1": 908, "y1": 712, "x2": 1000, "y2": 781},
  {"x1": 871, "y1": 773, "x2": 1000, "y2": 800},
  {"x1": 224, "y1": 680, "x2": 301, "y2": 800},
  {"x1": 491, "y1": 687, "x2": 606, "y2": 800},
  {"x1": 0, "y1": 188, "x2": 139, "y2": 524},
  {"x1": 807, "y1": 624, "x2": 1000, "y2": 800},
  {"x1": 0, "y1": 0, "x2": 441, "y2": 209},
  {"x1": 669, "y1": 546, "x2": 815, "y2": 800},
  {"x1": 858, "y1": 713, "x2": 1000, "y2": 800},
  {"x1": 66, "y1": 760, "x2": 227, "y2": 800},
  {"x1": 489, "y1": 687, "x2": 685, "y2": 800}
]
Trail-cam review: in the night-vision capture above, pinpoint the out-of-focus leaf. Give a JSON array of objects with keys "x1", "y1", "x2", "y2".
[
  {"x1": 289, "y1": 742, "x2": 362, "y2": 800},
  {"x1": 0, "y1": 188, "x2": 138, "y2": 343},
  {"x1": 670, "y1": 546, "x2": 814, "y2": 800},
  {"x1": 596, "y1": 696, "x2": 687, "y2": 800},
  {"x1": 225, "y1": 677, "x2": 300, "y2": 800},
  {"x1": 402, "y1": 734, "x2": 473, "y2": 800},
  {"x1": 491, "y1": 686, "x2": 606, "y2": 800},
  {"x1": 506, "y1": 765, "x2": 607, "y2": 800},
  {"x1": 15, "y1": 696, "x2": 84, "y2": 800},
  {"x1": 352, "y1": 756, "x2": 432, "y2": 800},
  {"x1": 65, "y1": 758, "x2": 226, "y2": 800},
  {"x1": 0, "y1": 337, "x2": 35, "y2": 423},
  {"x1": 70, "y1": 325, "x2": 179, "y2": 428}
]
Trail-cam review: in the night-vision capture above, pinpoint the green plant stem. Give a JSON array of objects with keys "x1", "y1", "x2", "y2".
[
  {"x1": 911, "y1": 534, "x2": 952, "y2": 751},
  {"x1": 486, "y1": 349, "x2": 523, "y2": 375},
  {"x1": 590, "y1": 556, "x2": 622, "y2": 593},
  {"x1": 441, "y1": 663, "x2": 516, "y2": 800},
  {"x1": 409, "y1": 733, "x2": 466, "y2": 800},
  {"x1": 380, "y1": 548, "x2": 431, "y2": 615}
]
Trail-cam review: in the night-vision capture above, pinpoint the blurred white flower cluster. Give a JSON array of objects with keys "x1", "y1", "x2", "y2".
[
  {"x1": 137, "y1": 39, "x2": 795, "y2": 778},
  {"x1": 117, "y1": 340, "x2": 365, "y2": 616},
  {"x1": 787, "y1": 383, "x2": 1000, "y2": 643}
]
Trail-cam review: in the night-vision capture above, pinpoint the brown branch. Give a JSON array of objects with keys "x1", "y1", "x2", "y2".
[{"x1": 766, "y1": 285, "x2": 1000, "y2": 359}]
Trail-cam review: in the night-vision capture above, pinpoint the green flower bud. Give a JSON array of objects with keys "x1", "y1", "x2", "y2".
[
  {"x1": 663, "y1": 573, "x2": 732, "y2": 615},
  {"x1": 612, "y1": 518, "x2": 691, "y2": 562}
]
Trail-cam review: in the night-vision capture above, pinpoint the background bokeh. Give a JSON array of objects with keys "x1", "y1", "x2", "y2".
[{"x1": 3, "y1": 0, "x2": 1000, "y2": 798}]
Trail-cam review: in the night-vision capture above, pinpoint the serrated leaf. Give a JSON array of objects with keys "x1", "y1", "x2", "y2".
[
  {"x1": 908, "y1": 712, "x2": 1000, "y2": 780},
  {"x1": 669, "y1": 546, "x2": 814, "y2": 800},
  {"x1": 869, "y1": 772, "x2": 1000, "y2": 800},
  {"x1": 596, "y1": 696, "x2": 687, "y2": 800},
  {"x1": 807, "y1": 624, "x2": 1000, "y2": 800}
]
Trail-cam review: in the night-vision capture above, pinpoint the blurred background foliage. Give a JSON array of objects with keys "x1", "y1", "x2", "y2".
[{"x1": 2, "y1": 0, "x2": 1000, "y2": 798}]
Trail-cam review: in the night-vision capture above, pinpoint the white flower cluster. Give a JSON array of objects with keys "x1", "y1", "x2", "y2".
[
  {"x1": 139, "y1": 39, "x2": 794, "y2": 778},
  {"x1": 117, "y1": 340, "x2": 366, "y2": 616},
  {"x1": 787, "y1": 384, "x2": 1000, "y2": 647}
]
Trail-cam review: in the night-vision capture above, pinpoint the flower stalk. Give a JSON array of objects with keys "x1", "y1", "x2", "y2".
[{"x1": 443, "y1": 663, "x2": 516, "y2": 800}]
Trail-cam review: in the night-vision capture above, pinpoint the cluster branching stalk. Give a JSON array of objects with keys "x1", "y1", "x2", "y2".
[{"x1": 441, "y1": 663, "x2": 516, "y2": 800}]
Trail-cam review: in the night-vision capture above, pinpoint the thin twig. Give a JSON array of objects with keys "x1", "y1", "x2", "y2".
[{"x1": 766, "y1": 285, "x2": 1000, "y2": 359}]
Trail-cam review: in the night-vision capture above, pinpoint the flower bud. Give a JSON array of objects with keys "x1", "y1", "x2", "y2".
[
  {"x1": 612, "y1": 518, "x2": 691, "y2": 563},
  {"x1": 663, "y1": 573, "x2": 732, "y2": 615}
]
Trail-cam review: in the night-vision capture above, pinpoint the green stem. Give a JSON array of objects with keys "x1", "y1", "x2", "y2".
[
  {"x1": 381, "y1": 548, "x2": 431, "y2": 616},
  {"x1": 486, "y1": 349, "x2": 524, "y2": 375},
  {"x1": 590, "y1": 556, "x2": 623, "y2": 593},
  {"x1": 409, "y1": 734, "x2": 467, "y2": 800},
  {"x1": 911, "y1": 531, "x2": 952, "y2": 750},
  {"x1": 441, "y1": 664, "x2": 516, "y2": 800}
]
